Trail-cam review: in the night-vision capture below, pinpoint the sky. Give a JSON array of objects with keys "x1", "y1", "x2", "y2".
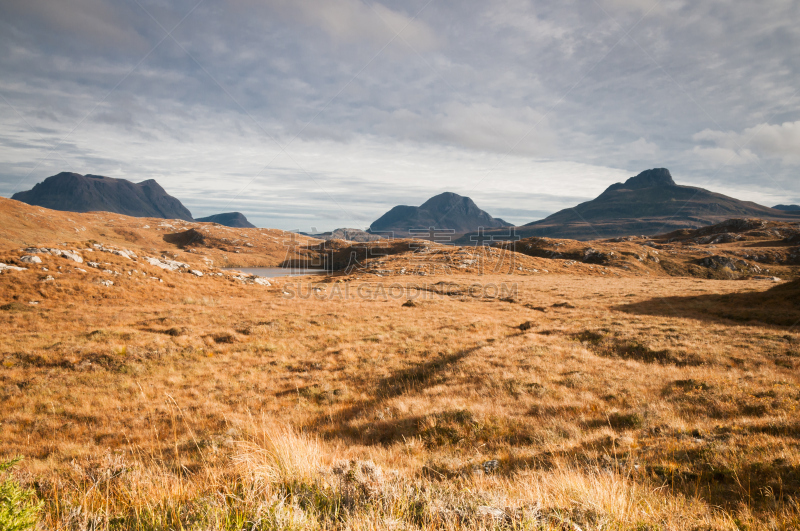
[{"x1": 1, "y1": 0, "x2": 799, "y2": 230}]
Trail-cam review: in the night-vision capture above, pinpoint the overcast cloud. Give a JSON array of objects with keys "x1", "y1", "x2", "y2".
[{"x1": 1, "y1": 0, "x2": 799, "y2": 229}]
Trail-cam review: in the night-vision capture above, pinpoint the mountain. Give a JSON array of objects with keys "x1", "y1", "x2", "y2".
[
  {"x1": 773, "y1": 204, "x2": 800, "y2": 211},
  {"x1": 457, "y1": 168, "x2": 800, "y2": 242},
  {"x1": 369, "y1": 192, "x2": 511, "y2": 236},
  {"x1": 11, "y1": 172, "x2": 193, "y2": 221},
  {"x1": 195, "y1": 212, "x2": 255, "y2": 228},
  {"x1": 301, "y1": 228, "x2": 383, "y2": 242}
]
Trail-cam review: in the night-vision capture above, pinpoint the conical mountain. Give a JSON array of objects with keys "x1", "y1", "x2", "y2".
[
  {"x1": 458, "y1": 168, "x2": 799, "y2": 242},
  {"x1": 370, "y1": 192, "x2": 511, "y2": 235}
]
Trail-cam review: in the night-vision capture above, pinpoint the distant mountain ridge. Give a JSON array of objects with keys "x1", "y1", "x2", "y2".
[
  {"x1": 301, "y1": 228, "x2": 383, "y2": 242},
  {"x1": 195, "y1": 212, "x2": 255, "y2": 228},
  {"x1": 457, "y1": 168, "x2": 800, "y2": 242},
  {"x1": 370, "y1": 192, "x2": 511, "y2": 236},
  {"x1": 12, "y1": 172, "x2": 193, "y2": 221},
  {"x1": 12, "y1": 173, "x2": 258, "y2": 227},
  {"x1": 774, "y1": 204, "x2": 800, "y2": 211}
]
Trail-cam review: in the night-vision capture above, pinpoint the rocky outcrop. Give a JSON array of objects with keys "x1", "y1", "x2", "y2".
[{"x1": 144, "y1": 257, "x2": 191, "y2": 271}]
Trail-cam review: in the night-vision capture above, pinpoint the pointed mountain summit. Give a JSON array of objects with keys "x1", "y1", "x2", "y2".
[
  {"x1": 369, "y1": 192, "x2": 511, "y2": 235},
  {"x1": 603, "y1": 167, "x2": 676, "y2": 192},
  {"x1": 195, "y1": 212, "x2": 255, "y2": 228},
  {"x1": 457, "y1": 168, "x2": 799, "y2": 242},
  {"x1": 11, "y1": 172, "x2": 193, "y2": 221}
]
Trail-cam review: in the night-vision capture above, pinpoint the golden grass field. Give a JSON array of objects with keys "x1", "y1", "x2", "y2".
[{"x1": 1, "y1": 198, "x2": 800, "y2": 530}]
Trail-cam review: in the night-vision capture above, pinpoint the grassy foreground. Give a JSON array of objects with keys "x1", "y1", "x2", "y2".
[{"x1": 2, "y1": 260, "x2": 799, "y2": 530}]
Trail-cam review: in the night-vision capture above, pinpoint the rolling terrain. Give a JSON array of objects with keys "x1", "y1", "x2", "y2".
[{"x1": 1, "y1": 198, "x2": 799, "y2": 530}]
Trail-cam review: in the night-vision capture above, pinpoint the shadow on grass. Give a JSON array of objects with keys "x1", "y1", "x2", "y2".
[
  {"x1": 312, "y1": 335, "x2": 525, "y2": 445},
  {"x1": 614, "y1": 279, "x2": 800, "y2": 328}
]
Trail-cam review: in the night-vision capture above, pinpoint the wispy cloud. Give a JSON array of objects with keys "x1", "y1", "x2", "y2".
[{"x1": 1, "y1": 0, "x2": 799, "y2": 227}]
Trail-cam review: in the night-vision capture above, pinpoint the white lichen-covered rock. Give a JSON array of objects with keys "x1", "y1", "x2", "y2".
[
  {"x1": 0, "y1": 263, "x2": 28, "y2": 272},
  {"x1": 60, "y1": 251, "x2": 83, "y2": 263},
  {"x1": 41, "y1": 275, "x2": 54, "y2": 281},
  {"x1": 98, "y1": 280, "x2": 114, "y2": 287},
  {"x1": 87, "y1": 262, "x2": 100, "y2": 268},
  {"x1": 253, "y1": 277, "x2": 271, "y2": 286},
  {"x1": 144, "y1": 257, "x2": 190, "y2": 271},
  {"x1": 189, "y1": 270, "x2": 204, "y2": 277},
  {"x1": 20, "y1": 255, "x2": 42, "y2": 264}
]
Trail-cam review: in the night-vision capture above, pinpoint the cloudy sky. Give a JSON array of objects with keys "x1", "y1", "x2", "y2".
[{"x1": 1, "y1": 0, "x2": 799, "y2": 230}]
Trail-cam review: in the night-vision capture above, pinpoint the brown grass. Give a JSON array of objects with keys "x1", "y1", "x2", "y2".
[{"x1": 1, "y1": 200, "x2": 800, "y2": 529}]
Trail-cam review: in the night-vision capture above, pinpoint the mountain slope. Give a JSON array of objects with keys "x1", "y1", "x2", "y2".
[
  {"x1": 195, "y1": 212, "x2": 255, "y2": 228},
  {"x1": 370, "y1": 192, "x2": 510, "y2": 236},
  {"x1": 11, "y1": 172, "x2": 193, "y2": 221},
  {"x1": 774, "y1": 204, "x2": 800, "y2": 211},
  {"x1": 459, "y1": 168, "x2": 799, "y2": 242}
]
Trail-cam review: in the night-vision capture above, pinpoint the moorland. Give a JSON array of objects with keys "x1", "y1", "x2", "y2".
[{"x1": 1, "y1": 197, "x2": 800, "y2": 530}]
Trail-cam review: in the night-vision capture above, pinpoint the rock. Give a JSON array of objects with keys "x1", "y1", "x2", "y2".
[
  {"x1": 98, "y1": 280, "x2": 113, "y2": 287},
  {"x1": 0, "y1": 263, "x2": 28, "y2": 272},
  {"x1": 41, "y1": 275, "x2": 54, "y2": 281},
  {"x1": 253, "y1": 277, "x2": 271, "y2": 286},
  {"x1": 519, "y1": 321, "x2": 534, "y2": 331},
  {"x1": 477, "y1": 506, "x2": 506, "y2": 520},
  {"x1": 402, "y1": 299, "x2": 417, "y2": 307},
  {"x1": 20, "y1": 255, "x2": 42, "y2": 264},
  {"x1": 111, "y1": 250, "x2": 133, "y2": 259},
  {"x1": 552, "y1": 302, "x2": 576, "y2": 309},
  {"x1": 583, "y1": 248, "x2": 614, "y2": 264},
  {"x1": 482, "y1": 459, "x2": 500, "y2": 474},
  {"x1": 60, "y1": 251, "x2": 83, "y2": 263},
  {"x1": 700, "y1": 255, "x2": 762, "y2": 274},
  {"x1": 700, "y1": 255, "x2": 738, "y2": 271},
  {"x1": 144, "y1": 257, "x2": 190, "y2": 271},
  {"x1": 189, "y1": 270, "x2": 204, "y2": 277},
  {"x1": 87, "y1": 262, "x2": 100, "y2": 268}
]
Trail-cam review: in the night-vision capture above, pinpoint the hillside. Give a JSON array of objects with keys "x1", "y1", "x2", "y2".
[
  {"x1": 12, "y1": 172, "x2": 194, "y2": 221},
  {"x1": 370, "y1": 192, "x2": 510, "y2": 236},
  {"x1": 774, "y1": 204, "x2": 800, "y2": 211},
  {"x1": 195, "y1": 212, "x2": 256, "y2": 228},
  {"x1": 0, "y1": 197, "x2": 320, "y2": 268},
  {"x1": 458, "y1": 168, "x2": 799, "y2": 242}
]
